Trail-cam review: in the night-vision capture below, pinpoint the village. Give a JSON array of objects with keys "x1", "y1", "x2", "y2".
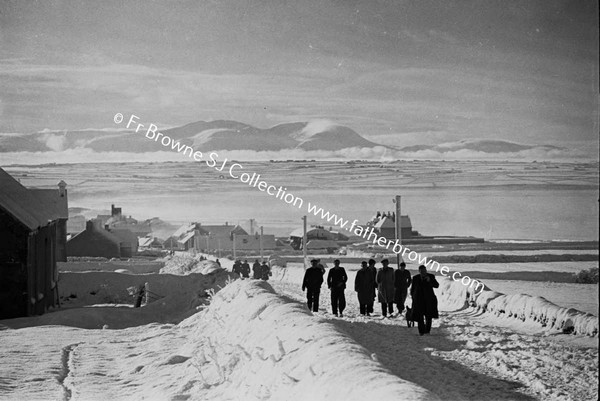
[
  {"x1": 0, "y1": 166, "x2": 490, "y2": 320},
  {"x1": 1, "y1": 169, "x2": 598, "y2": 401}
]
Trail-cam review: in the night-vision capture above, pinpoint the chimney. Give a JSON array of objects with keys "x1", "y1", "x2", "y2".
[
  {"x1": 58, "y1": 180, "x2": 67, "y2": 197},
  {"x1": 86, "y1": 220, "x2": 94, "y2": 231}
]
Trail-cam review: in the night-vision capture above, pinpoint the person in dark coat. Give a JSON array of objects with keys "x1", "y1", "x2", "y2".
[
  {"x1": 302, "y1": 259, "x2": 324, "y2": 312},
  {"x1": 376, "y1": 259, "x2": 395, "y2": 317},
  {"x1": 240, "y1": 260, "x2": 251, "y2": 278},
  {"x1": 394, "y1": 262, "x2": 412, "y2": 315},
  {"x1": 327, "y1": 259, "x2": 348, "y2": 317},
  {"x1": 252, "y1": 260, "x2": 262, "y2": 279},
  {"x1": 367, "y1": 259, "x2": 377, "y2": 314},
  {"x1": 355, "y1": 260, "x2": 375, "y2": 316},
  {"x1": 260, "y1": 261, "x2": 271, "y2": 280},
  {"x1": 410, "y1": 265, "x2": 439, "y2": 335},
  {"x1": 232, "y1": 260, "x2": 241, "y2": 277}
]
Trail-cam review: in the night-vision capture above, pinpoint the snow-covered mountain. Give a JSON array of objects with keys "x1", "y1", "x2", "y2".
[
  {"x1": 399, "y1": 139, "x2": 564, "y2": 154},
  {"x1": 1, "y1": 122, "x2": 569, "y2": 158},
  {"x1": 0, "y1": 121, "x2": 384, "y2": 153}
]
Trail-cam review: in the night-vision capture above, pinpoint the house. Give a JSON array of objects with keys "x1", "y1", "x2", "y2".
[
  {"x1": 368, "y1": 213, "x2": 414, "y2": 241},
  {"x1": 107, "y1": 227, "x2": 138, "y2": 257},
  {"x1": 97, "y1": 204, "x2": 151, "y2": 237},
  {"x1": 67, "y1": 220, "x2": 123, "y2": 258},
  {"x1": 139, "y1": 235, "x2": 164, "y2": 249},
  {"x1": 289, "y1": 226, "x2": 336, "y2": 250},
  {"x1": 0, "y1": 168, "x2": 68, "y2": 319},
  {"x1": 28, "y1": 180, "x2": 69, "y2": 262},
  {"x1": 164, "y1": 223, "x2": 199, "y2": 251},
  {"x1": 197, "y1": 223, "x2": 248, "y2": 251},
  {"x1": 233, "y1": 233, "x2": 277, "y2": 250}
]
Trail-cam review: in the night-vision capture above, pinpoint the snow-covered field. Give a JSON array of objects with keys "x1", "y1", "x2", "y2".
[{"x1": 0, "y1": 256, "x2": 598, "y2": 401}]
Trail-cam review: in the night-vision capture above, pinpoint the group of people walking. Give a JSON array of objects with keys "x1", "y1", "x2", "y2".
[
  {"x1": 232, "y1": 259, "x2": 271, "y2": 280},
  {"x1": 302, "y1": 259, "x2": 348, "y2": 316},
  {"x1": 302, "y1": 258, "x2": 440, "y2": 335}
]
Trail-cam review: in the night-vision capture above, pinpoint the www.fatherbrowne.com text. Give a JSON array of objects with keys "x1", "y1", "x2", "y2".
[{"x1": 114, "y1": 113, "x2": 485, "y2": 295}]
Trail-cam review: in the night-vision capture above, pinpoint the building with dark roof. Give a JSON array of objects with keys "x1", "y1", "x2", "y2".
[
  {"x1": 370, "y1": 214, "x2": 414, "y2": 241},
  {"x1": 0, "y1": 168, "x2": 68, "y2": 319},
  {"x1": 289, "y1": 226, "x2": 337, "y2": 250},
  {"x1": 67, "y1": 220, "x2": 137, "y2": 258}
]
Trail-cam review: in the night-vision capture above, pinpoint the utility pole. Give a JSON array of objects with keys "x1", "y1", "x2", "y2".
[
  {"x1": 302, "y1": 215, "x2": 308, "y2": 269},
  {"x1": 394, "y1": 195, "x2": 402, "y2": 267},
  {"x1": 233, "y1": 233, "x2": 237, "y2": 260},
  {"x1": 259, "y1": 226, "x2": 264, "y2": 262}
]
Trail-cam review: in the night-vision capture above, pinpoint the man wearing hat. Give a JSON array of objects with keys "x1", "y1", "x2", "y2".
[
  {"x1": 376, "y1": 259, "x2": 395, "y2": 318},
  {"x1": 327, "y1": 259, "x2": 348, "y2": 317},
  {"x1": 302, "y1": 259, "x2": 325, "y2": 312},
  {"x1": 394, "y1": 262, "x2": 412, "y2": 316}
]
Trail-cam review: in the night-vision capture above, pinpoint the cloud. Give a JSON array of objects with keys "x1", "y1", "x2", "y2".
[
  {"x1": 39, "y1": 132, "x2": 67, "y2": 151},
  {"x1": 1, "y1": 144, "x2": 595, "y2": 166}
]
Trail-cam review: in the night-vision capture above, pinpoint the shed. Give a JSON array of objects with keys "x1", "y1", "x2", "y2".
[{"x1": 0, "y1": 168, "x2": 68, "y2": 318}]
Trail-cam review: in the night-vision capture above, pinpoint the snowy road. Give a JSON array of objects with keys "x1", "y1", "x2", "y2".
[
  {"x1": 0, "y1": 260, "x2": 597, "y2": 401},
  {"x1": 269, "y1": 265, "x2": 598, "y2": 401}
]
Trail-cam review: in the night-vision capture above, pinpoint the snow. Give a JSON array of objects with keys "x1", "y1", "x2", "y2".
[
  {"x1": 160, "y1": 253, "x2": 222, "y2": 275},
  {"x1": 435, "y1": 278, "x2": 599, "y2": 337},
  {"x1": 483, "y1": 279, "x2": 598, "y2": 316},
  {"x1": 269, "y1": 264, "x2": 598, "y2": 400},
  {"x1": 0, "y1": 276, "x2": 435, "y2": 401},
  {"x1": 0, "y1": 259, "x2": 598, "y2": 400}
]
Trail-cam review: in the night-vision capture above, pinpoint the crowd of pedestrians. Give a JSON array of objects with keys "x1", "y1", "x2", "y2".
[
  {"x1": 227, "y1": 255, "x2": 440, "y2": 336},
  {"x1": 232, "y1": 259, "x2": 271, "y2": 281},
  {"x1": 301, "y1": 258, "x2": 440, "y2": 335}
]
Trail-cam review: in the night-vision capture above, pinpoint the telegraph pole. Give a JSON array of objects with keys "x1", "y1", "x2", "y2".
[
  {"x1": 259, "y1": 226, "x2": 264, "y2": 262},
  {"x1": 302, "y1": 215, "x2": 308, "y2": 269},
  {"x1": 233, "y1": 233, "x2": 237, "y2": 260},
  {"x1": 394, "y1": 195, "x2": 402, "y2": 267}
]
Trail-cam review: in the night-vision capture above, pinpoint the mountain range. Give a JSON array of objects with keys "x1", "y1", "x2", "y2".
[{"x1": 0, "y1": 120, "x2": 563, "y2": 155}]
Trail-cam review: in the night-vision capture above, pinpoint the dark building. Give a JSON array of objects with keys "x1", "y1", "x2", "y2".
[
  {"x1": 67, "y1": 220, "x2": 122, "y2": 258},
  {"x1": 371, "y1": 214, "x2": 414, "y2": 240},
  {"x1": 0, "y1": 168, "x2": 68, "y2": 319},
  {"x1": 289, "y1": 226, "x2": 336, "y2": 250}
]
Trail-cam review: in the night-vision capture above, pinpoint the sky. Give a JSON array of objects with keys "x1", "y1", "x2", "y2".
[{"x1": 0, "y1": 0, "x2": 598, "y2": 150}]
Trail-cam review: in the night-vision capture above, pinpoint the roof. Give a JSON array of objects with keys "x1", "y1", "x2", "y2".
[
  {"x1": 374, "y1": 215, "x2": 412, "y2": 229},
  {"x1": 177, "y1": 231, "x2": 195, "y2": 245},
  {"x1": 139, "y1": 237, "x2": 154, "y2": 247},
  {"x1": 0, "y1": 168, "x2": 63, "y2": 230},
  {"x1": 29, "y1": 188, "x2": 68, "y2": 220},
  {"x1": 68, "y1": 221, "x2": 121, "y2": 245},
  {"x1": 198, "y1": 224, "x2": 247, "y2": 237},
  {"x1": 108, "y1": 227, "x2": 137, "y2": 243},
  {"x1": 172, "y1": 223, "x2": 196, "y2": 238},
  {"x1": 289, "y1": 227, "x2": 333, "y2": 238}
]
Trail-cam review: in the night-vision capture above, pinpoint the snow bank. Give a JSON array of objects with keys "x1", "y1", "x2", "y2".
[
  {"x1": 160, "y1": 253, "x2": 221, "y2": 275},
  {"x1": 437, "y1": 277, "x2": 599, "y2": 337},
  {"x1": 58, "y1": 259, "x2": 163, "y2": 273},
  {"x1": 170, "y1": 279, "x2": 436, "y2": 400},
  {"x1": 2, "y1": 270, "x2": 234, "y2": 329}
]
